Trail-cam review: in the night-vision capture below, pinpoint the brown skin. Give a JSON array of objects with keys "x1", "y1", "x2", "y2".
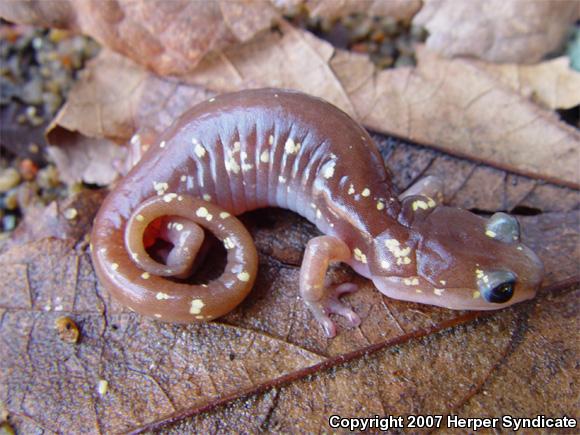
[{"x1": 91, "y1": 88, "x2": 544, "y2": 337}]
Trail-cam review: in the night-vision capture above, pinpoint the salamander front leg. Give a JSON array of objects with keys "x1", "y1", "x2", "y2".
[
  {"x1": 300, "y1": 236, "x2": 361, "y2": 338},
  {"x1": 399, "y1": 175, "x2": 444, "y2": 204}
]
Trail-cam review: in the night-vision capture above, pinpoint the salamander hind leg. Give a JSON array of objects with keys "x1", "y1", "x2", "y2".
[{"x1": 300, "y1": 236, "x2": 361, "y2": 338}]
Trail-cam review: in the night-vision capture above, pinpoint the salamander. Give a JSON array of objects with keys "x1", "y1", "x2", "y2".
[{"x1": 91, "y1": 88, "x2": 544, "y2": 337}]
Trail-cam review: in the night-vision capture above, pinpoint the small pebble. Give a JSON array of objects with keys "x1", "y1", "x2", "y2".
[
  {"x1": 54, "y1": 316, "x2": 80, "y2": 343},
  {"x1": 19, "y1": 158, "x2": 38, "y2": 181},
  {"x1": 395, "y1": 55, "x2": 416, "y2": 68},
  {"x1": 2, "y1": 214, "x2": 16, "y2": 231},
  {"x1": 63, "y1": 207, "x2": 78, "y2": 220},
  {"x1": 36, "y1": 165, "x2": 60, "y2": 189},
  {"x1": 3, "y1": 189, "x2": 18, "y2": 210},
  {"x1": 0, "y1": 168, "x2": 21, "y2": 193},
  {"x1": 0, "y1": 421, "x2": 16, "y2": 435},
  {"x1": 17, "y1": 182, "x2": 39, "y2": 209}
]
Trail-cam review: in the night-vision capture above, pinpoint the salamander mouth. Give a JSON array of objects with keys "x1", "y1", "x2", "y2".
[{"x1": 371, "y1": 275, "x2": 537, "y2": 310}]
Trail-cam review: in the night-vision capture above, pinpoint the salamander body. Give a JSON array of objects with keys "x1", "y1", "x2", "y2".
[{"x1": 91, "y1": 88, "x2": 544, "y2": 337}]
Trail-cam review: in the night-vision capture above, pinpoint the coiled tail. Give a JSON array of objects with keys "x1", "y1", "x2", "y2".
[{"x1": 91, "y1": 194, "x2": 258, "y2": 322}]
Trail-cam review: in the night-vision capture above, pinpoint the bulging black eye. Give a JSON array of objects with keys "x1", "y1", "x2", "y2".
[
  {"x1": 478, "y1": 270, "x2": 516, "y2": 304},
  {"x1": 487, "y1": 281, "x2": 514, "y2": 303}
]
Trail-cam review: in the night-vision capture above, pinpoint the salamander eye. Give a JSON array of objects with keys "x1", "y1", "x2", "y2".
[
  {"x1": 488, "y1": 281, "x2": 514, "y2": 303},
  {"x1": 485, "y1": 212, "x2": 520, "y2": 243},
  {"x1": 478, "y1": 270, "x2": 516, "y2": 303}
]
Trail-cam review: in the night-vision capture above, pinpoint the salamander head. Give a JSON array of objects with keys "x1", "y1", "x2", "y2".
[{"x1": 370, "y1": 200, "x2": 544, "y2": 310}]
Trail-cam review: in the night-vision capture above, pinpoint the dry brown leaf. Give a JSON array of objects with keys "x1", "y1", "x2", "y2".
[
  {"x1": 334, "y1": 46, "x2": 580, "y2": 188},
  {"x1": 2, "y1": 189, "x2": 106, "y2": 252},
  {"x1": 45, "y1": 50, "x2": 215, "y2": 184},
  {"x1": 413, "y1": 0, "x2": 580, "y2": 64},
  {"x1": 1, "y1": 131, "x2": 578, "y2": 432},
  {"x1": 476, "y1": 56, "x2": 580, "y2": 110},
  {"x1": 302, "y1": 0, "x2": 421, "y2": 22},
  {"x1": 156, "y1": 285, "x2": 579, "y2": 433},
  {"x1": 50, "y1": 25, "x2": 578, "y2": 187},
  {"x1": 0, "y1": 0, "x2": 280, "y2": 76}
]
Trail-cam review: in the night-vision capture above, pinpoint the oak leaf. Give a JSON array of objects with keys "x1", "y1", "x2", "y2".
[
  {"x1": 476, "y1": 56, "x2": 580, "y2": 110},
  {"x1": 47, "y1": 27, "x2": 580, "y2": 188},
  {"x1": 160, "y1": 285, "x2": 578, "y2": 433},
  {"x1": 301, "y1": 0, "x2": 421, "y2": 22},
  {"x1": 0, "y1": 0, "x2": 280, "y2": 76},
  {"x1": 1, "y1": 132, "x2": 578, "y2": 432},
  {"x1": 413, "y1": 0, "x2": 580, "y2": 63}
]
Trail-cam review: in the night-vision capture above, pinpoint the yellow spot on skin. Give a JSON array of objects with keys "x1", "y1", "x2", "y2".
[
  {"x1": 156, "y1": 292, "x2": 170, "y2": 300},
  {"x1": 348, "y1": 184, "x2": 355, "y2": 195},
  {"x1": 353, "y1": 248, "x2": 367, "y2": 263},
  {"x1": 376, "y1": 201, "x2": 385, "y2": 210},
  {"x1": 475, "y1": 269, "x2": 484, "y2": 279},
  {"x1": 473, "y1": 291, "x2": 481, "y2": 299},
  {"x1": 223, "y1": 237, "x2": 235, "y2": 250},
  {"x1": 361, "y1": 188, "x2": 370, "y2": 197},
  {"x1": 220, "y1": 212, "x2": 230, "y2": 219},
  {"x1": 427, "y1": 197, "x2": 436, "y2": 208},
  {"x1": 159, "y1": 141, "x2": 166, "y2": 148},
  {"x1": 485, "y1": 229, "x2": 497, "y2": 238},
  {"x1": 97, "y1": 379, "x2": 108, "y2": 396},
  {"x1": 225, "y1": 157, "x2": 241, "y2": 174},
  {"x1": 439, "y1": 280, "x2": 446, "y2": 285},
  {"x1": 194, "y1": 143, "x2": 206, "y2": 158},
  {"x1": 380, "y1": 260, "x2": 390, "y2": 269},
  {"x1": 268, "y1": 135, "x2": 274, "y2": 145},
  {"x1": 434, "y1": 288, "x2": 444, "y2": 296},
  {"x1": 202, "y1": 194, "x2": 212, "y2": 201},
  {"x1": 385, "y1": 239, "x2": 400, "y2": 249},
  {"x1": 111, "y1": 263, "x2": 119, "y2": 271},
  {"x1": 385, "y1": 239, "x2": 413, "y2": 265},
  {"x1": 141, "y1": 272, "x2": 150, "y2": 280},
  {"x1": 163, "y1": 193, "x2": 177, "y2": 203},
  {"x1": 195, "y1": 315, "x2": 204, "y2": 319},
  {"x1": 196, "y1": 207, "x2": 208, "y2": 218},
  {"x1": 404, "y1": 277, "x2": 419, "y2": 286},
  {"x1": 399, "y1": 247, "x2": 411, "y2": 257},
  {"x1": 237, "y1": 271, "x2": 250, "y2": 282},
  {"x1": 284, "y1": 138, "x2": 300, "y2": 154},
  {"x1": 135, "y1": 215, "x2": 144, "y2": 223},
  {"x1": 64, "y1": 208, "x2": 77, "y2": 220},
  {"x1": 153, "y1": 181, "x2": 169, "y2": 195},
  {"x1": 322, "y1": 161, "x2": 335, "y2": 179},
  {"x1": 260, "y1": 150, "x2": 269, "y2": 163},
  {"x1": 189, "y1": 299, "x2": 205, "y2": 315},
  {"x1": 412, "y1": 200, "x2": 429, "y2": 211}
]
